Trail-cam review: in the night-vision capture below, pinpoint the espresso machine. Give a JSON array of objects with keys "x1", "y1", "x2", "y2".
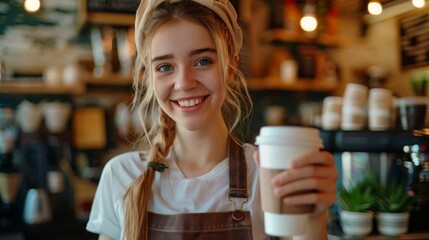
[{"x1": 320, "y1": 129, "x2": 429, "y2": 235}]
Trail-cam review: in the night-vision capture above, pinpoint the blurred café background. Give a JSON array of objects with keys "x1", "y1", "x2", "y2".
[{"x1": 0, "y1": 0, "x2": 429, "y2": 239}]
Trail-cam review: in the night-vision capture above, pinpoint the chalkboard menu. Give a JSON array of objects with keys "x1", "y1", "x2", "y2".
[
  {"x1": 400, "y1": 12, "x2": 429, "y2": 69},
  {"x1": 87, "y1": 0, "x2": 140, "y2": 14}
]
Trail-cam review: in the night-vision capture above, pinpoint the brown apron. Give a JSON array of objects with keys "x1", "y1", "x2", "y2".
[{"x1": 146, "y1": 137, "x2": 253, "y2": 240}]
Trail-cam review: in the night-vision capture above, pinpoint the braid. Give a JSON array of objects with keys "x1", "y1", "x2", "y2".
[
  {"x1": 148, "y1": 111, "x2": 175, "y2": 163},
  {"x1": 124, "y1": 111, "x2": 175, "y2": 240},
  {"x1": 123, "y1": 167, "x2": 155, "y2": 240}
]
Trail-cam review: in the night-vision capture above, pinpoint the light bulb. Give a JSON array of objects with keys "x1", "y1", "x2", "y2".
[
  {"x1": 24, "y1": 0, "x2": 41, "y2": 13},
  {"x1": 368, "y1": 1, "x2": 383, "y2": 15},
  {"x1": 300, "y1": 15, "x2": 318, "y2": 32},
  {"x1": 412, "y1": 0, "x2": 425, "y2": 8},
  {"x1": 300, "y1": 3, "x2": 318, "y2": 32}
]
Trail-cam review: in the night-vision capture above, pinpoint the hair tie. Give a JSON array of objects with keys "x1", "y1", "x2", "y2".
[{"x1": 147, "y1": 161, "x2": 169, "y2": 172}]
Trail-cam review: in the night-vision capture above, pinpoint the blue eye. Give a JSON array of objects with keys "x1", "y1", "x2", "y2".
[
  {"x1": 157, "y1": 64, "x2": 171, "y2": 72},
  {"x1": 196, "y1": 58, "x2": 211, "y2": 66}
]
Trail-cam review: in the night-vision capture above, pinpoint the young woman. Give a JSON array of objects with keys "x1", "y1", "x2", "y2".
[{"x1": 86, "y1": 1, "x2": 338, "y2": 239}]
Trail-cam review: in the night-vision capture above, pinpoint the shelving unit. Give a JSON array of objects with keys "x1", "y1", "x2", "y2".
[
  {"x1": 85, "y1": 12, "x2": 135, "y2": 26},
  {"x1": 248, "y1": 77, "x2": 336, "y2": 92},
  {"x1": 0, "y1": 81, "x2": 86, "y2": 95},
  {"x1": 84, "y1": 72, "x2": 133, "y2": 86},
  {"x1": 80, "y1": 0, "x2": 137, "y2": 26},
  {"x1": 263, "y1": 28, "x2": 345, "y2": 47},
  {"x1": 319, "y1": 129, "x2": 428, "y2": 153},
  {"x1": 0, "y1": 72, "x2": 132, "y2": 95},
  {"x1": 255, "y1": 28, "x2": 343, "y2": 92}
]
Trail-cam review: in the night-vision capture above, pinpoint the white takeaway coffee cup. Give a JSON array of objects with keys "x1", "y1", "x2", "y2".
[{"x1": 255, "y1": 126, "x2": 324, "y2": 237}]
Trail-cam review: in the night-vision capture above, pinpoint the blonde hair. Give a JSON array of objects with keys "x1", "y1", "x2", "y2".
[{"x1": 124, "y1": 1, "x2": 252, "y2": 239}]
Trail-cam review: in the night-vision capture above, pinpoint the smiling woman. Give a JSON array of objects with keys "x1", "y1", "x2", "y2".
[
  {"x1": 85, "y1": 1, "x2": 338, "y2": 240},
  {"x1": 150, "y1": 19, "x2": 225, "y2": 132}
]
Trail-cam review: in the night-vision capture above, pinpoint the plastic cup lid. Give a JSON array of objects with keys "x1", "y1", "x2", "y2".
[{"x1": 255, "y1": 126, "x2": 323, "y2": 148}]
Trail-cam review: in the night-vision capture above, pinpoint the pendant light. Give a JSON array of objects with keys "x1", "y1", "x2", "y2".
[
  {"x1": 368, "y1": 0, "x2": 383, "y2": 15},
  {"x1": 23, "y1": 0, "x2": 41, "y2": 13},
  {"x1": 412, "y1": 0, "x2": 425, "y2": 8},
  {"x1": 300, "y1": 2, "x2": 318, "y2": 32}
]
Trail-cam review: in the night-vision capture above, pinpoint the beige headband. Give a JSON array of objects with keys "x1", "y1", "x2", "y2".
[{"x1": 134, "y1": 0, "x2": 243, "y2": 54}]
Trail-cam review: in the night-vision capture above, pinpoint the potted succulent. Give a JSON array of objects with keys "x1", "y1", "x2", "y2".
[
  {"x1": 337, "y1": 174, "x2": 378, "y2": 237},
  {"x1": 375, "y1": 180, "x2": 415, "y2": 237}
]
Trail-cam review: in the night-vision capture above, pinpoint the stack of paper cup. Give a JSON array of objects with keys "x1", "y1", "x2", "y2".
[
  {"x1": 321, "y1": 96, "x2": 343, "y2": 130},
  {"x1": 368, "y1": 88, "x2": 392, "y2": 131},
  {"x1": 341, "y1": 83, "x2": 368, "y2": 130},
  {"x1": 255, "y1": 126, "x2": 324, "y2": 237}
]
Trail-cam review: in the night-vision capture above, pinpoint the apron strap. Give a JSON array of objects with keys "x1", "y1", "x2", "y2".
[{"x1": 228, "y1": 136, "x2": 248, "y2": 199}]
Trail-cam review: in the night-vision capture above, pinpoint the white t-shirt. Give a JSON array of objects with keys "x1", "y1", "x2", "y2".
[{"x1": 86, "y1": 143, "x2": 267, "y2": 240}]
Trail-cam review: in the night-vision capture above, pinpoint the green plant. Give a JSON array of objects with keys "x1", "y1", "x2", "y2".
[
  {"x1": 376, "y1": 180, "x2": 415, "y2": 213},
  {"x1": 338, "y1": 174, "x2": 379, "y2": 212}
]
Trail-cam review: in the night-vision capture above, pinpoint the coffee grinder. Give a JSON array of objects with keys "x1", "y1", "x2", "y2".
[
  {"x1": 42, "y1": 101, "x2": 74, "y2": 222},
  {"x1": 15, "y1": 101, "x2": 52, "y2": 224}
]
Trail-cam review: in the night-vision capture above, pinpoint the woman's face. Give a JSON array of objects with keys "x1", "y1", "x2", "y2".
[{"x1": 150, "y1": 19, "x2": 226, "y2": 131}]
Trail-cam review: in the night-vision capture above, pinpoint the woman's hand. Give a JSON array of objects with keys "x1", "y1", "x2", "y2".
[{"x1": 254, "y1": 150, "x2": 338, "y2": 217}]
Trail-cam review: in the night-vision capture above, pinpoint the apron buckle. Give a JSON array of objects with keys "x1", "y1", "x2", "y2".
[
  {"x1": 232, "y1": 209, "x2": 245, "y2": 222},
  {"x1": 227, "y1": 192, "x2": 248, "y2": 222}
]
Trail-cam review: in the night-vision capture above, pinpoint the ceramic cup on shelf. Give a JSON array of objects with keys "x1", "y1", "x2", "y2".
[
  {"x1": 16, "y1": 101, "x2": 43, "y2": 133},
  {"x1": 43, "y1": 65, "x2": 63, "y2": 87},
  {"x1": 62, "y1": 62, "x2": 82, "y2": 87},
  {"x1": 41, "y1": 101, "x2": 72, "y2": 133}
]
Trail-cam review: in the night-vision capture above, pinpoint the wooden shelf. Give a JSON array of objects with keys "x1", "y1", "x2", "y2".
[
  {"x1": 0, "y1": 74, "x2": 335, "y2": 94},
  {"x1": 263, "y1": 29, "x2": 344, "y2": 47},
  {"x1": 0, "y1": 81, "x2": 86, "y2": 95},
  {"x1": 84, "y1": 72, "x2": 133, "y2": 86},
  {"x1": 248, "y1": 76, "x2": 337, "y2": 92},
  {"x1": 86, "y1": 12, "x2": 135, "y2": 26},
  {"x1": 0, "y1": 72, "x2": 132, "y2": 95}
]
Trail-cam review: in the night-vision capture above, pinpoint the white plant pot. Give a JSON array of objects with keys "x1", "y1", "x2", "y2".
[
  {"x1": 340, "y1": 210, "x2": 374, "y2": 237},
  {"x1": 376, "y1": 212, "x2": 410, "y2": 237}
]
